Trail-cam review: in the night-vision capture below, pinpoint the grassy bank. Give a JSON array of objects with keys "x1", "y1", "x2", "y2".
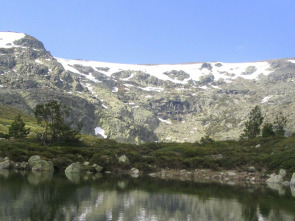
[{"x1": 0, "y1": 135, "x2": 294, "y2": 178}]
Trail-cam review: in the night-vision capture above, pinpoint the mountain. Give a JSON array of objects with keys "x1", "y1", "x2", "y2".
[{"x1": 0, "y1": 31, "x2": 295, "y2": 143}]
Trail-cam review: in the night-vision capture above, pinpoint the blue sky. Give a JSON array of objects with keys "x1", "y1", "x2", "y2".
[{"x1": 1, "y1": 0, "x2": 295, "y2": 64}]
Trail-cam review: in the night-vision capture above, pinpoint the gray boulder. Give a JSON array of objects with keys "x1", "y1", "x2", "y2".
[
  {"x1": 92, "y1": 164, "x2": 103, "y2": 172},
  {"x1": 118, "y1": 155, "x2": 129, "y2": 164},
  {"x1": 290, "y1": 173, "x2": 295, "y2": 186},
  {"x1": 31, "y1": 160, "x2": 54, "y2": 172},
  {"x1": 131, "y1": 167, "x2": 139, "y2": 174},
  {"x1": 28, "y1": 155, "x2": 41, "y2": 167},
  {"x1": 266, "y1": 173, "x2": 284, "y2": 184},
  {"x1": 28, "y1": 155, "x2": 54, "y2": 171},
  {"x1": 279, "y1": 169, "x2": 287, "y2": 178},
  {"x1": 248, "y1": 166, "x2": 256, "y2": 173},
  {"x1": 0, "y1": 160, "x2": 11, "y2": 169},
  {"x1": 65, "y1": 162, "x2": 81, "y2": 174},
  {"x1": 20, "y1": 161, "x2": 29, "y2": 170}
]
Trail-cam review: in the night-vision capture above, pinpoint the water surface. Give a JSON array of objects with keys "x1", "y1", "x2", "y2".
[{"x1": 0, "y1": 170, "x2": 294, "y2": 221}]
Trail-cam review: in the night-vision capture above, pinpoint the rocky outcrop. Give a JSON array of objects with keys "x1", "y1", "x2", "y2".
[
  {"x1": 28, "y1": 156, "x2": 54, "y2": 172},
  {"x1": 1, "y1": 32, "x2": 295, "y2": 143}
]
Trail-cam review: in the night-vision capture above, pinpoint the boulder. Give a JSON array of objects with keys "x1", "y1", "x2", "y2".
[
  {"x1": 227, "y1": 172, "x2": 236, "y2": 176},
  {"x1": 31, "y1": 160, "x2": 54, "y2": 172},
  {"x1": 118, "y1": 155, "x2": 129, "y2": 164},
  {"x1": 65, "y1": 162, "x2": 81, "y2": 174},
  {"x1": 131, "y1": 168, "x2": 139, "y2": 174},
  {"x1": 20, "y1": 161, "x2": 28, "y2": 170},
  {"x1": 248, "y1": 166, "x2": 256, "y2": 173},
  {"x1": 266, "y1": 173, "x2": 284, "y2": 184},
  {"x1": 279, "y1": 169, "x2": 286, "y2": 178},
  {"x1": 0, "y1": 160, "x2": 11, "y2": 169},
  {"x1": 83, "y1": 161, "x2": 90, "y2": 166},
  {"x1": 290, "y1": 173, "x2": 295, "y2": 186},
  {"x1": 92, "y1": 164, "x2": 103, "y2": 172},
  {"x1": 28, "y1": 155, "x2": 41, "y2": 167}
]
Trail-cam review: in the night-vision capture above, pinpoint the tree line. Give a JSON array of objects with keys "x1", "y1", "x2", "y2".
[
  {"x1": 240, "y1": 105, "x2": 288, "y2": 139},
  {"x1": 2, "y1": 100, "x2": 82, "y2": 144}
]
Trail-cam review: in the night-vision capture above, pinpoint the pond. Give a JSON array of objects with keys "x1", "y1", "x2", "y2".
[{"x1": 0, "y1": 170, "x2": 294, "y2": 221}]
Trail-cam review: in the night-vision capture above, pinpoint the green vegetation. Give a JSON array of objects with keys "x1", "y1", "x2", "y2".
[
  {"x1": 262, "y1": 122, "x2": 275, "y2": 138},
  {"x1": 241, "y1": 106, "x2": 264, "y2": 139},
  {"x1": 33, "y1": 100, "x2": 82, "y2": 144},
  {"x1": 273, "y1": 112, "x2": 287, "y2": 137},
  {"x1": 0, "y1": 136, "x2": 294, "y2": 178},
  {"x1": 8, "y1": 114, "x2": 30, "y2": 139},
  {"x1": 0, "y1": 103, "x2": 294, "y2": 178}
]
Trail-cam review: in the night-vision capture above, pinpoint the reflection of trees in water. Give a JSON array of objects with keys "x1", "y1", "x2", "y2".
[{"x1": 0, "y1": 173, "x2": 294, "y2": 221}]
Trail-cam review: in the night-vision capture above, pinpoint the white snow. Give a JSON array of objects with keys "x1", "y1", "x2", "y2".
[
  {"x1": 158, "y1": 118, "x2": 172, "y2": 125},
  {"x1": 211, "y1": 85, "x2": 221, "y2": 89},
  {"x1": 94, "y1": 127, "x2": 107, "y2": 138},
  {"x1": 35, "y1": 59, "x2": 43, "y2": 64},
  {"x1": 112, "y1": 87, "x2": 118, "y2": 93},
  {"x1": 55, "y1": 58, "x2": 101, "y2": 83},
  {"x1": 55, "y1": 57, "x2": 272, "y2": 86},
  {"x1": 288, "y1": 60, "x2": 295, "y2": 64},
  {"x1": 0, "y1": 32, "x2": 26, "y2": 48},
  {"x1": 132, "y1": 106, "x2": 140, "y2": 108},
  {"x1": 102, "y1": 104, "x2": 108, "y2": 109},
  {"x1": 139, "y1": 86, "x2": 164, "y2": 92},
  {"x1": 145, "y1": 95, "x2": 153, "y2": 98},
  {"x1": 121, "y1": 73, "x2": 134, "y2": 81},
  {"x1": 261, "y1": 96, "x2": 272, "y2": 103},
  {"x1": 199, "y1": 85, "x2": 208, "y2": 90}
]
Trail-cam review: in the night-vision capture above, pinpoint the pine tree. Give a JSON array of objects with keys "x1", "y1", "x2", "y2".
[
  {"x1": 33, "y1": 100, "x2": 82, "y2": 143},
  {"x1": 273, "y1": 112, "x2": 287, "y2": 137},
  {"x1": 8, "y1": 114, "x2": 30, "y2": 139},
  {"x1": 262, "y1": 122, "x2": 275, "y2": 137},
  {"x1": 241, "y1": 106, "x2": 264, "y2": 139}
]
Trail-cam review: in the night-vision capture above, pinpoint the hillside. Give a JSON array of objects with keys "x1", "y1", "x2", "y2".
[{"x1": 0, "y1": 31, "x2": 295, "y2": 143}]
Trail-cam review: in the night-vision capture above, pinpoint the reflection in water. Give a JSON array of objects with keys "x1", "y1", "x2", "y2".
[{"x1": 0, "y1": 171, "x2": 294, "y2": 221}]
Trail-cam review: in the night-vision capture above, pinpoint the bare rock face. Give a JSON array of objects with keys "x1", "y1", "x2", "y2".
[{"x1": 1, "y1": 32, "x2": 295, "y2": 143}]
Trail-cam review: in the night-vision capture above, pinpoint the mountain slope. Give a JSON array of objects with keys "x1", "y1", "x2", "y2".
[{"x1": 0, "y1": 31, "x2": 295, "y2": 143}]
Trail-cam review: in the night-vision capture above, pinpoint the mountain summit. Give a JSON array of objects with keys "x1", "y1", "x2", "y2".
[{"x1": 0, "y1": 32, "x2": 295, "y2": 143}]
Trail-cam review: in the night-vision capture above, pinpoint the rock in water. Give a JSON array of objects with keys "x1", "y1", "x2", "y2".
[
  {"x1": 28, "y1": 155, "x2": 41, "y2": 167},
  {"x1": 0, "y1": 160, "x2": 11, "y2": 169},
  {"x1": 65, "y1": 162, "x2": 81, "y2": 174},
  {"x1": 279, "y1": 169, "x2": 287, "y2": 178},
  {"x1": 31, "y1": 160, "x2": 54, "y2": 172},
  {"x1": 266, "y1": 173, "x2": 284, "y2": 184}
]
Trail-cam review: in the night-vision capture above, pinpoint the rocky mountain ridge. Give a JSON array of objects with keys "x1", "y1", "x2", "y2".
[{"x1": 0, "y1": 31, "x2": 295, "y2": 143}]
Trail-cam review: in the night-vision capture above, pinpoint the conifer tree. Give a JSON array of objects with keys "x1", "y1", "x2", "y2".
[
  {"x1": 8, "y1": 114, "x2": 30, "y2": 139},
  {"x1": 241, "y1": 106, "x2": 264, "y2": 139},
  {"x1": 273, "y1": 112, "x2": 287, "y2": 137}
]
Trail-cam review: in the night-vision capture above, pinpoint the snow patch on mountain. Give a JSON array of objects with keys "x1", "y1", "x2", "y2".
[
  {"x1": 94, "y1": 127, "x2": 107, "y2": 138},
  {"x1": 0, "y1": 32, "x2": 26, "y2": 48},
  {"x1": 56, "y1": 58, "x2": 272, "y2": 86},
  {"x1": 158, "y1": 118, "x2": 172, "y2": 125},
  {"x1": 261, "y1": 96, "x2": 272, "y2": 103}
]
